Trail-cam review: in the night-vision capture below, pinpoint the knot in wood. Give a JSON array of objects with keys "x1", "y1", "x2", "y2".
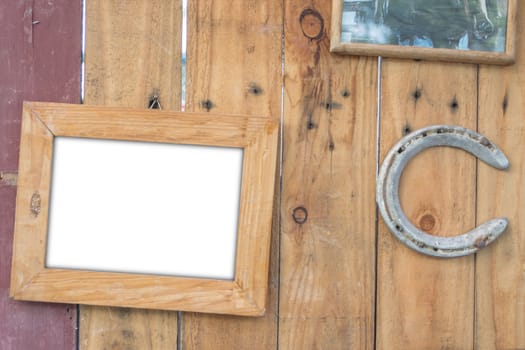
[
  {"x1": 30, "y1": 192, "x2": 41, "y2": 217},
  {"x1": 299, "y1": 9, "x2": 324, "y2": 40},
  {"x1": 419, "y1": 214, "x2": 436, "y2": 232},
  {"x1": 292, "y1": 206, "x2": 308, "y2": 224}
]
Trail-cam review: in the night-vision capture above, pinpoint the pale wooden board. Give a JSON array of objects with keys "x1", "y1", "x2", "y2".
[
  {"x1": 82, "y1": 309, "x2": 178, "y2": 350},
  {"x1": 279, "y1": 1, "x2": 377, "y2": 348},
  {"x1": 84, "y1": 0, "x2": 182, "y2": 109},
  {"x1": 81, "y1": 0, "x2": 182, "y2": 348},
  {"x1": 475, "y1": 4, "x2": 525, "y2": 349},
  {"x1": 376, "y1": 60, "x2": 478, "y2": 349},
  {"x1": 181, "y1": 0, "x2": 282, "y2": 348},
  {"x1": 185, "y1": 0, "x2": 282, "y2": 118}
]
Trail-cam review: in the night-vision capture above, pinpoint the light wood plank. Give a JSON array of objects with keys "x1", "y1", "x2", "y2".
[
  {"x1": 280, "y1": 1, "x2": 377, "y2": 348},
  {"x1": 84, "y1": 0, "x2": 182, "y2": 109},
  {"x1": 185, "y1": 0, "x2": 282, "y2": 118},
  {"x1": 476, "y1": 3, "x2": 525, "y2": 349},
  {"x1": 182, "y1": 0, "x2": 282, "y2": 348},
  {"x1": 377, "y1": 59, "x2": 477, "y2": 349},
  {"x1": 81, "y1": 0, "x2": 182, "y2": 348},
  {"x1": 28, "y1": 102, "x2": 272, "y2": 147}
]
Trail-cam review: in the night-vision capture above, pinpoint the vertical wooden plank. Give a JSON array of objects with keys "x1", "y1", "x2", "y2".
[
  {"x1": 185, "y1": 0, "x2": 282, "y2": 117},
  {"x1": 0, "y1": 1, "x2": 80, "y2": 349},
  {"x1": 84, "y1": 1, "x2": 182, "y2": 109},
  {"x1": 280, "y1": 1, "x2": 377, "y2": 349},
  {"x1": 476, "y1": 4, "x2": 525, "y2": 349},
  {"x1": 377, "y1": 60, "x2": 477, "y2": 349},
  {"x1": 182, "y1": 0, "x2": 282, "y2": 349},
  {"x1": 81, "y1": 1, "x2": 181, "y2": 349}
]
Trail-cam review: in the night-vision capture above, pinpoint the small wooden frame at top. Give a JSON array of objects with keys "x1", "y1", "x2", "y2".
[
  {"x1": 10, "y1": 102, "x2": 279, "y2": 316},
  {"x1": 330, "y1": 0, "x2": 518, "y2": 65}
]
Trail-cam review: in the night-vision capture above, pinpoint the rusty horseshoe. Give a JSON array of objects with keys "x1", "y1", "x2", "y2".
[{"x1": 377, "y1": 125, "x2": 509, "y2": 258}]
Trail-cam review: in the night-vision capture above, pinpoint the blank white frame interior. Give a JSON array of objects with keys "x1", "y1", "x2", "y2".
[{"x1": 46, "y1": 137, "x2": 243, "y2": 280}]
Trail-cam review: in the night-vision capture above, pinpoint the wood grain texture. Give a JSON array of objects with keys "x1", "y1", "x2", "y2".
[
  {"x1": 0, "y1": 1, "x2": 80, "y2": 349},
  {"x1": 280, "y1": 1, "x2": 377, "y2": 349},
  {"x1": 84, "y1": 0, "x2": 182, "y2": 109},
  {"x1": 82, "y1": 0, "x2": 182, "y2": 348},
  {"x1": 185, "y1": 0, "x2": 282, "y2": 118},
  {"x1": 376, "y1": 60, "x2": 478, "y2": 349},
  {"x1": 475, "y1": 4, "x2": 525, "y2": 349},
  {"x1": 29, "y1": 102, "x2": 274, "y2": 147},
  {"x1": 182, "y1": 0, "x2": 282, "y2": 348},
  {"x1": 9, "y1": 108, "x2": 54, "y2": 297}
]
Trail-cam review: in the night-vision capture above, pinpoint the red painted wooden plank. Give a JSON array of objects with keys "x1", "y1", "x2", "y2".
[
  {"x1": 0, "y1": 0, "x2": 82, "y2": 170},
  {"x1": 0, "y1": 1, "x2": 81, "y2": 349}
]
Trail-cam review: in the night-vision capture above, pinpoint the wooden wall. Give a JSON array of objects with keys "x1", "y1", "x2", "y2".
[
  {"x1": 0, "y1": 1, "x2": 80, "y2": 349},
  {"x1": 1, "y1": 0, "x2": 524, "y2": 349}
]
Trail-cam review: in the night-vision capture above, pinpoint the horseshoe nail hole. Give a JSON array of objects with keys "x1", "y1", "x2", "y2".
[
  {"x1": 421, "y1": 132, "x2": 427, "y2": 137},
  {"x1": 397, "y1": 146, "x2": 405, "y2": 154},
  {"x1": 432, "y1": 247, "x2": 439, "y2": 252},
  {"x1": 395, "y1": 224, "x2": 404, "y2": 232},
  {"x1": 437, "y1": 128, "x2": 444, "y2": 134},
  {"x1": 474, "y1": 236, "x2": 489, "y2": 249},
  {"x1": 479, "y1": 137, "x2": 491, "y2": 147}
]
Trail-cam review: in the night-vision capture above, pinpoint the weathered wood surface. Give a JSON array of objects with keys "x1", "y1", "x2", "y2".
[
  {"x1": 376, "y1": 60, "x2": 478, "y2": 349},
  {"x1": 4, "y1": 0, "x2": 525, "y2": 348},
  {"x1": 84, "y1": 0, "x2": 182, "y2": 109},
  {"x1": 81, "y1": 1, "x2": 182, "y2": 349},
  {"x1": 476, "y1": 4, "x2": 525, "y2": 349},
  {"x1": 280, "y1": 1, "x2": 377, "y2": 348},
  {"x1": 182, "y1": 0, "x2": 283, "y2": 348},
  {"x1": 0, "y1": 1, "x2": 80, "y2": 349}
]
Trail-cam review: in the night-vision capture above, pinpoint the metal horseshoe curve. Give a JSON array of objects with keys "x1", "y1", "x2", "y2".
[{"x1": 377, "y1": 125, "x2": 509, "y2": 258}]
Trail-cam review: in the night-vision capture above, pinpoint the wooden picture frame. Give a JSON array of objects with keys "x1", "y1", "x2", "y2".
[
  {"x1": 10, "y1": 102, "x2": 279, "y2": 316},
  {"x1": 330, "y1": 0, "x2": 517, "y2": 65}
]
